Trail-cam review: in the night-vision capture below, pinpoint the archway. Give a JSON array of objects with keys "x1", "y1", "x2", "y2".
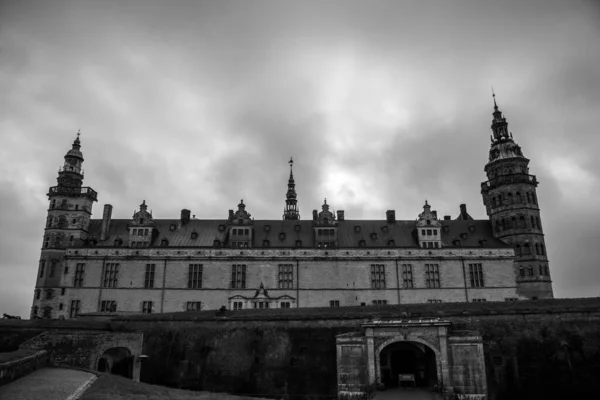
[
  {"x1": 377, "y1": 340, "x2": 439, "y2": 389},
  {"x1": 97, "y1": 347, "x2": 133, "y2": 378}
]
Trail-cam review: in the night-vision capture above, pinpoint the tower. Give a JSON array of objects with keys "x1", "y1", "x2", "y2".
[
  {"x1": 282, "y1": 157, "x2": 300, "y2": 220},
  {"x1": 33, "y1": 132, "x2": 98, "y2": 318},
  {"x1": 481, "y1": 95, "x2": 553, "y2": 299}
]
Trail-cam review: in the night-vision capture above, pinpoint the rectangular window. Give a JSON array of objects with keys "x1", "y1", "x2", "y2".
[
  {"x1": 330, "y1": 300, "x2": 340, "y2": 308},
  {"x1": 472, "y1": 298, "x2": 487, "y2": 302},
  {"x1": 425, "y1": 264, "x2": 440, "y2": 288},
  {"x1": 144, "y1": 264, "x2": 156, "y2": 288},
  {"x1": 278, "y1": 264, "x2": 294, "y2": 289},
  {"x1": 186, "y1": 301, "x2": 202, "y2": 311},
  {"x1": 61, "y1": 288, "x2": 66, "y2": 296},
  {"x1": 188, "y1": 264, "x2": 203, "y2": 289},
  {"x1": 49, "y1": 261, "x2": 57, "y2": 278},
  {"x1": 254, "y1": 301, "x2": 270, "y2": 309},
  {"x1": 100, "y1": 300, "x2": 117, "y2": 312},
  {"x1": 370, "y1": 264, "x2": 386, "y2": 289},
  {"x1": 233, "y1": 301, "x2": 243, "y2": 310},
  {"x1": 64, "y1": 266, "x2": 69, "y2": 274},
  {"x1": 373, "y1": 300, "x2": 388, "y2": 305},
  {"x1": 102, "y1": 263, "x2": 119, "y2": 288},
  {"x1": 469, "y1": 263, "x2": 484, "y2": 288},
  {"x1": 231, "y1": 264, "x2": 247, "y2": 289},
  {"x1": 427, "y1": 299, "x2": 442, "y2": 303},
  {"x1": 39, "y1": 260, "x2": 46, "y2": 278},
  {"x1": 35, "y1": 290, "x2": 40, "y2": 300},
  {"x1": 69, "y1": 300, "x2": 81, "y2": 318},
  {"x1": 280, "y1": 302, "x2": 291, "y2": 308},
  {"x1": 142, "y1": 301, "x2": 153, "y2": 314},
  {"x1": 402, "y1": 264, "x2": 413, "y2": 288},
  {"x1": 74, "y1": 263, "x2": 85, "y2": 287},
  {"x1": 505, "y1": 298, "x2": 518, "y2": 302},
  {"x1": 59, "y1": 303, "x2": 64, "y2": 311},
  {"x1": 133, "y1": 229, "x2": 137, "y2": 235},
  {"x1": 427, "y1": 229, "x2": 432, "y2": 236}
]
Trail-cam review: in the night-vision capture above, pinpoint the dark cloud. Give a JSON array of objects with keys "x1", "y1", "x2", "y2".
[{"x1": 1, "y1": 0, "x2": 599, "y2": 316}]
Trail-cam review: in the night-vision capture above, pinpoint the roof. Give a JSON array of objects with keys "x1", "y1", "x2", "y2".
[{"x1": 85, "y1": 217, "x2": 509, "y2": 249}]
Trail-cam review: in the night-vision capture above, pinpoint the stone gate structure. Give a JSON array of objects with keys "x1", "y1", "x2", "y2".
[{"x1": 337, "y1": 318, "x2": 487, "y2": 399}]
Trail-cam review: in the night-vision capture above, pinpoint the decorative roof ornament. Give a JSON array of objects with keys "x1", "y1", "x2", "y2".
[
  {"x1": 283, "y1": 157, "x2": 300, "y2": 220},
  {"x1": 416, "y1": 200, "x2": 441, "y2": 227},
  {"x1": 316, "y1": 197, "x2": 336, "y2": 225},
  {"x1": 230, "y1": 199, "x2": 253, "y2": 224},
  {"x1": 131, "y1": 199, "x2": 155, "y2": 226}
]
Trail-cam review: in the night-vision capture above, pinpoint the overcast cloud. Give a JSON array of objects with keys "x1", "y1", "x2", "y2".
[{"x1": 1, "y1": 0, "x2": 599, "y2": 316}]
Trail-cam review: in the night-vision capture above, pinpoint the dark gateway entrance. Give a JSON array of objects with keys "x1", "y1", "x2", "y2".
[
  {"x1": 97, "y1": 347, "x2": 133, "y2": 378},
  {"x1": 379, "y1": 341, "x2": 437, "y2": 388}
]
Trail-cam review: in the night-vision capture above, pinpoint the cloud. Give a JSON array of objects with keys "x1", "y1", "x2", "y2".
[{"x1": 1, "y1": 0, "x2": 600, "y2": 316}]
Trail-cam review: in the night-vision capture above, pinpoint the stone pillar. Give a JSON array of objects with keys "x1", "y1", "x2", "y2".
[
  {"x1": 438, "y1": 326, "x2": 452, "y2": 392},
  {"x1": 365, "y1": 328, "x2": 376, "y2": 385}
]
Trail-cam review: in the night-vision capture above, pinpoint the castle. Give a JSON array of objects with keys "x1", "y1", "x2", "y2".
[{"x1": 32, "y1": 97, "x2": 553, "y2": 319}]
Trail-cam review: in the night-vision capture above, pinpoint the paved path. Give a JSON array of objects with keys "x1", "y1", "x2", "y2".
[
  {"x1": 375, "y1": 388, "x2": 443, "y2": 400},
  {"x1": 0, "y1": 368, "x2": 96, "y2": 400}
]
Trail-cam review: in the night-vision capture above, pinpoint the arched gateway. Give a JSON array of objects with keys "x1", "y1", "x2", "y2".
[{"x1": 336, "y1": 318, "x2": 487, "y2": 399}]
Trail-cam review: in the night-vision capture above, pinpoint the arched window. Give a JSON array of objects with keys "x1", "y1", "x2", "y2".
[
  {"x1": 516, "y1": 192, "x2": 522, "y2": 203},
  {"x1": 31, "y1": 306, "x2": 39, "y2": 317},
  {"x1": 524, "y1": 243, "x2": 531, "y2": 255},
  {"x1": 508, "y1": 193, "x2": 513, "y2": 204},
  {"x1": 51, "y1": 199, "x2": 56, "y2": 209},
  {"x1": 540, "y1": 244, "x2": 545, "y2": 256},
  {"x1": 535, "y1": 243, "x2": 540, "y2": 255},
  {"x1": 58, "y1": 216, "x2": 67, "y2": 229},
  {"x1": 536, "y1": 217, "x2": 541, "y2": 229},
  {"x1": 544, "y1": 265, "x2": 549, "y2": 275},
  {"x1": 532, "y1": 192, "x2": 537, "y2": 204},
  {"x1": 527, "y1": 192, "x2": 532, "y2": 203},
  {"x1": 54, "y1": 235, "x2": 62, "y2": 248},
  {"x1": 503, "y1": 218, "x2": 509, "y2": 229},
  {"x1": 519, "y1": 266, "x2": 525, "y2": 277},
  {"x1": 318, "y1": 229, "x2": 322, "y2": 235},
  {"x1": 519, "y1": 216, "x2": 526, "y2": 229},
  {"x1": 527, "y1": 266, "x2": 534, "y2": 276},
  {"x1": 495, "y1": 220, "x2": 501, "y2": 232},
  {"x1": 515, "y1": 244, "x2": 522, "y2": 256},
  {"x1": 161, "y1": 239, "x2": 169, "y2": 247},
  {"x1": 42, "y1": 306, "x2": 52, "y2": 319},
  {"x1": 538, "y1": 265, "x2": 544, "y2": 275},
  {"x1": 531, "y1": 216, "x2": 536, "y2": 229},
  {"x1": 511, "y1": 216, "x2": 517, "y2": 229},
  {"x1": 492, "y1": 197, "x2": 497, "y2": 207}
]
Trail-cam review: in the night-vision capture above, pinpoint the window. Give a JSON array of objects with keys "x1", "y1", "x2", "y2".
[
  {"x1": 278, "y1": 264, "x2": 294, "y2": 288},
  {"x1": 102, "y1": 263, "x2": 119, "y2": 288},
  {"x1": 49, "y1": 260, "x2": 57, "y2": 278},
  {"x1": 233, "y1": 301, "x2": 243, "y2": 310},
  {"x1": 472, "y1": 298, "x2": 487, "y2": 303},
  {"x1": 39, "y1": 260, "x2": 46, "y2": 278},
  {"x1": 330, "y1": 300, "x2": 340, "y2": 308},
  {"x1": 161, "y1": 239, "x2": 169, "y2": 247},
  {"x1": 515, "y1": 244, "x2": 522, "y2": 256},
  {"x1": 51, "y1": 199, "x2": 56, "y2": 209},
  {"x1": 427, "y1": 229, "x2": 432, "y2": 236},
  {"x1": 396, "y1": 264, "x2": 411, "y2": 289},
  {"x1": 427, "y1": 299, "x2": 442, "y2": 303},
  {"x1": 142, "y1": 301, "x2": 153, "y2": 314},
  {"x1": 74, "y1": 263, "x2": 85, "y2": 287},
  {"x1": 64, "y1": 266, "x2": 69, "y2": 275},
  {"x1": 188, "y1": 264, "x2": 203, "y2": 289},
  {"x1": 144, "y1": 264, "x2": 156, "y2": 288},
  {"x1": 370, "y1": 264, "x2": 386, "y2": 289},
  {"x1": 373, "y1": 300, "x2": 388, "y2": 305},
  {"x1": 425, "y1": 264, "x2": 440, "y2": 288},
  {"x1": 421, "y1": 229, "x2": 426, "y2": 235},
  {"x1": 544, "y1": 265, "x2": 549, "y2": 276},
  {"x1": 505, "y1": 298, "x2": 518, "y2": 302},
  {"x1": 35, "y1": 289, "x2": 40, "y2": 300},
  {"x1": 186, "y1": 301, "x2": 202, "y2": 311},
  {"x1": 527, "y1": 266, "x2": 534, "y2": 276},
  {"x1": 61, "y1": 288, "x2": 66, "y2": 296},
  {"x1": 69, "y1": 300, "x2": 81, "y2": 318},
  {"x1": 280, "y1": 302, "x2": 291, "y2": 308},
  {"x1": 71, "y1": 219, "x2": 76, "y2": 224},
  {"x1": 231, "y1": 264, "x2": 246, "y2": 289},
  {"x1": 46, "y1": 289, "x2": 54, "y2": 300},
  {"x1": 32, "y1": 306, "x2": 39, "y2": 317},
  {"x1": 519, "y1": 266, "x2": 525, "y2": 277},
  {"x1": 254, "y1": 301, "x2": 270, "y2": 309},
  {"x1": 469, "y1": 263, "x2": 484, "y2": 287},
  {"x1": 100, "y1": 300, "x2": 117, "y2": 312}
]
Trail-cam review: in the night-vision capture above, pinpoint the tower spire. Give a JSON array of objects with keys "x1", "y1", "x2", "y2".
[{"x1": 283, "y1": 157, "x2": 300, "y2": 220}]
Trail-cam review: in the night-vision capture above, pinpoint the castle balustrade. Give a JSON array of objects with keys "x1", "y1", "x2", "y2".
[
  {"x1": 481, "y1": 173, "x2": 538, "y2": 192},
  {"x1": 47, "y1": 186, "x2": 98, "y2": 201}
]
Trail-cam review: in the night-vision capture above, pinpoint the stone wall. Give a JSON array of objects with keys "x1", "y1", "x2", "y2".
[
  {"x1": 0, "y1": 350, "x2": 49, "y2": 386},
  {"x1": 2, "y1": 298, "x2": 600, "y2": 399}
]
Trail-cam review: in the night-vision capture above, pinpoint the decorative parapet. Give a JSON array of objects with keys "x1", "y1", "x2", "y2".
[{"x1": 0, "y1": 350, "x2": 49, "y2": 386}]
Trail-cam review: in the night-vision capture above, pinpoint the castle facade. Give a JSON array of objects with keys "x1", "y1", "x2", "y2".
[{"x1": 31, "y1": 98, "x2": 553, "y2": 319}]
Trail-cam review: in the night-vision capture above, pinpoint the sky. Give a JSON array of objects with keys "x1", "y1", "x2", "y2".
[{"x1": 1, "y1": 0, "x2": 599, "y2": 317}]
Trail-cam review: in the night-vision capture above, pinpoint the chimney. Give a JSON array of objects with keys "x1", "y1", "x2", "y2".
[
  {"x1": 228, "y1": 210, "x2": 234, "y2": 220},
  {"x1": 444, "y1": 215, "x2": 451, "y2": 220},
  {"x1": 460, "y1": 204, "x2": 467, "y2": 215},
  {"x1": 386, "y1": 210, "x2": 396, "y2": 223},
  {"x1": 181, "y1": 209, "x2": 191, "y2": 225},
  {"x1": 313, "y1": 210, "x2": 318, "y2": 220},
  {"x1": 337, "y1": 210, "x2": 345, "y2": 221},
  {"x1": 100, "y1": 204, "x2": 113, "y2": 241}
]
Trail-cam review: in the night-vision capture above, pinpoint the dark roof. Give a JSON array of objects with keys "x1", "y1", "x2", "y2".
[{"x1": 86, "y1": 217, "x2": 508, "y2": 249}]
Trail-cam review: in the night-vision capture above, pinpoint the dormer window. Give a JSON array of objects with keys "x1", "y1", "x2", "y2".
[
  {"x1": 279, "y1": 232, "x2": 286, "y2": 241},
  {"x1": 264, "y1": 225, "x2": 271, "y2": 232},
  {"x1": 218, "y1": 225, "x2": 225, "y2": 232},
  {"x1": 214, "y1": 240, "x2": 221, "y2": 248},
  {"x1": 354, "y1": 226, "x2": 361, "y2": 233},
  {"x1": 295, "y1": 240, "x2": 302, "y2": 247},
  {"x1": 388, "y1": 240, "x2": 395, "y2": 247},
  {"x1": 453, "y1": 239, "x2": 461, "y2": 246},
  {"x1": 161, "y1": 239, "x2": 169, "y2": 247},
  {"x1": 263, "y1": 240, "x2": 270, "y2": 247},
  {"x1": 294, "y1": 225, "x2": 301, "y2": 232},
  {"x1": 170, "y1": 224, "x2": 176, "y2": 231},
  {"x1": 460, "y1": 233, "x2": 467, "y2": 240},
  {"x1": 359, "y1": 240, "x2": 366, "y2": 247},
  {"x1": 370, "y1": 233, "x2": 377, "y2": 240},
  {"x1": 114, "y1": 238, "x2": 123, "y2": 247},
  {"x1": 443, "y1": 226, "x2": 449, "y2": 233},
  {"x1": 191, "y1": 232, "x2": 198, "y2": 239}
]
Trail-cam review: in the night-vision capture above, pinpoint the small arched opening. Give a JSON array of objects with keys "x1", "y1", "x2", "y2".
[
  {"x1": 97, "y1": 347, "x2": 133, "y2": 378},
  {"x1": 378, "y1": 340, "x2": 438, "y2": 389}
]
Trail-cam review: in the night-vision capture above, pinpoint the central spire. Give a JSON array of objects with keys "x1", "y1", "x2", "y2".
[{"x1": 283, "y1": 157, "x2": 300, "y2": 220}]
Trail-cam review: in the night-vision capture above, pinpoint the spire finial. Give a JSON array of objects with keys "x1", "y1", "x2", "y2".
[
  {"x1": 492, "y1": 87, "x2": 498, "y2": 110},
  {"x1": 289, "y1": 157, "x2": 293, "y2": 168},
  {"x1": 324, "y1": 197, "x2": 327, "y2": 205}
]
